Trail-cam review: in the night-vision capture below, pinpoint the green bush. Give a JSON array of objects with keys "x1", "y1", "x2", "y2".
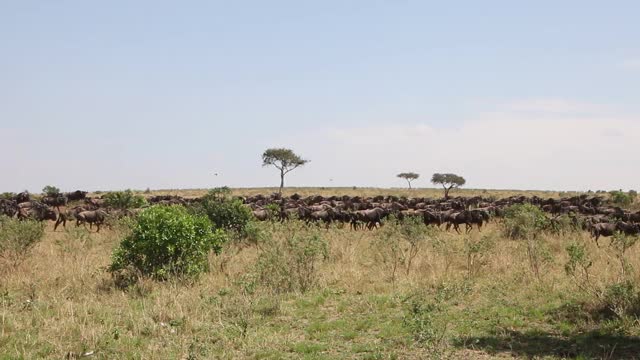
[
  {"x1": 602, "y1": 281, "x2": 640, "y2": 318},
  {"x1": 503, "y1": 204, "x2": 554, "y2": 279},
  {"x1": 42, "y1": 185, "x2": 61, "y2": 197},
  {"x1": 610, "y1": 190, "x2": 634, "y2": 207},
  {"x1": 0, "y1": 216, "x2": 45, "y2": 266},
  {"x1": 103, "y1": 189, "x2": 147, "y2": 209},
  {"x1": 0, "y1": 192, "x2": 16, "y2": 200},
  {"x1": 502, "y1": 204, "x2": 549, "y2": 240},
  {"x1": 196, "y1": 188, "x2": 254, "y2": 239},
  {"x1": 109, "y1": 205, "x2": 226, "y2": 281}
]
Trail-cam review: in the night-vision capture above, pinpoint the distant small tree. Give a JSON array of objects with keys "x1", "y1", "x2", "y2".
[
  {"x1": 42, "y1": 185, "x2": 61, "y2": 197},
  {"x1": 262, "y1": 148, "x2": 309, "y2": 194},
  {"x1": 431, "y1": 173, "x2": 466, "y2": 199},
  {"x1": 397, "y1": 172, "x2": 420, "y2": 189}
]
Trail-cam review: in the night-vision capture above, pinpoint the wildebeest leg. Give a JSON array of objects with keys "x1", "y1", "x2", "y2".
[{"x1": 54, "y1": 214, "x2": 66, "y2": 231}]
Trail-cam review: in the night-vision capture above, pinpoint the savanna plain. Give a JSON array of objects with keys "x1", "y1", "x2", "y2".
[{"x1": 2, "y1": 187, "x2": 640, "y2": 360}]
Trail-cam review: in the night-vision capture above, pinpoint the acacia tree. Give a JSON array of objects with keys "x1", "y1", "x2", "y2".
[
  {"x1": 262, "y1": 148, "x2": 309, "y2": 194},
  {"x1": 397, "y1": 172, "x2": 419, "y2": 189},
  {"x1": 431, "y1": 173, "x2": 465, "y2": 199}
]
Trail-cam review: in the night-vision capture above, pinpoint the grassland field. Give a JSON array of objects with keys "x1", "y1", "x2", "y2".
[{"x1": 1, "y1": 187, "x2": 640, "y2": 359}]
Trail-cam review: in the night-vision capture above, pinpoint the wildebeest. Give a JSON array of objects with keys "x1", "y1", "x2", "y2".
[
  {"x1": 54, "y1": 205, "x2": 94, "y2": 231},
  {"x1": 590, "y1": 222, "x2": 640, "y2": 247},
  {"x1": 14, "y1": 191, "x2": 30, "y2": 204},
  {"x1": 43, "y1": 195, "x2": 68, "y2": 209},
  {"x1": 66, "y1": 190, "x2": 88, "y2": 201},
  {"x1": 76, "y1": 210, "x2": 108, "y2": 232},
  {"x1": 308, "y1": 207, "x2": 336, "y2": 226},
  {"x1": 352, "y1": 208, "x2": 388, "y2": 230},
  {"x1": 0, "y1": 199, "x2": 19, "y2": 217},
  {"x1": 252, "y1": 209, "x2": 271, "y2": 221},
  {"x1": 17, "y1": 201, "x2": 57, "y2": 222},
  {"x1": 444, "y1": 209, "x2": 490, "y2": 233},
  {"x1": 423, "y1": 210, "x2": 443, "y2": 227}
]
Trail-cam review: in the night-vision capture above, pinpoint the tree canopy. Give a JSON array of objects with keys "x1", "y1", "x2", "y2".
[
  {"x1": 262, "y1": 148, "x2": 309, "y2": 194},
  {"x1": 42, "y1": 185, "x2": 61, "y2": 197},
  {"x1": 397, "y1": 172, "x2": 419, "y2": 189},
  {"x1": 431, "y1": 173, "x2": 466, "y2": 199}
]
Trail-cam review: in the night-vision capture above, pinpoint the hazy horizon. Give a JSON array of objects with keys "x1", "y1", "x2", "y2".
[{"x1": 2, "y1": 1, "x2": 639, "y2": 193}]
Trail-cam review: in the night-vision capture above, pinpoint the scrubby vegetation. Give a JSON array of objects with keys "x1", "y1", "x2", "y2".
[
  {"x1": 0, "y1": 216, "x2": 45, "y2": 266},
  {"x1": 192, "y1": 187, "x2": 254, "y2": 241},
  {"x1": 109, "y1": 205, "x2": 225, "y2": 281},
  {"x1": 102, "y1": 189, "x2": 147, "y2": 209}
]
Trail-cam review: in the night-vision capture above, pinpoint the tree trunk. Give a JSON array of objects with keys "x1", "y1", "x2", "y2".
[
  {"x1": 444, "y1": 185, "x2": 451, "y2": 199},
  {"x1": 407, "y1": 180, "x2": 412, "y2": 190},
  {"x1": 279, "y1": 170, "x2": 285, "y2": 194}
]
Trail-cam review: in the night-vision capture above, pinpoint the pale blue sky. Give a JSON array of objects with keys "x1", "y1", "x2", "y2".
[{"x1": 1, "y1": 1, "x2": 639, "y2": 192}]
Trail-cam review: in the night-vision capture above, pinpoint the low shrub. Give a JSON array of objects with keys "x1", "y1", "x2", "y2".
[
  {"x1": 610, "y1": 190, "x2": 635, "y2": 207},
  {"x1": 602, "y1": 280, "x2": 640, "y2": 318},
  {"x1": 254, "y1": 223, "x2": 328, "y2": 293},
  {"x1": 195, "y1": 188, "x2": 254, "y2": 240},
  {"x1": 0, "y1": 193, "x2": 15, "y2": 200},
  {"x1": 103, "y1": 189, "x2": 147, "y2": 209},
  {"x1": 0, "y1": 216, "x2": 45, "y2": 266},
  {"x1": 373, "y1": 216, "x2": 434, "y2": 284},
  {"x1": 109, "y1": 205, "x2": 226, "y2": 281},
  {"x1": 403, "y1": 282, "x2": 468, "y2": 355},
  {"x1": 502, "y1": 204, "x2": 549, "y2": 240}
]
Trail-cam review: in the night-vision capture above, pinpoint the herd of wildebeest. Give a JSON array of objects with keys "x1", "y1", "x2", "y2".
[{"x1": 1, "y1": 190, "x2": 639, "y2": 246}]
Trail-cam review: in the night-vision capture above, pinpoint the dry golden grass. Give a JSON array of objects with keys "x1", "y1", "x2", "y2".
[{"x1": 2, "y1": 188, "x2": 640, "y2": 359}]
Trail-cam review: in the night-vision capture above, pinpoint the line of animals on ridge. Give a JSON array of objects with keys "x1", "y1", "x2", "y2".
[{"x1": 1, "y1": 191, "x2": 639, "y2": 246}]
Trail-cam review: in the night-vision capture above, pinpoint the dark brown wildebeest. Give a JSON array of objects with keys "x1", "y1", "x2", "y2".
[
  {"x1": 309, "y1": 208, "x2": 336, "y2": 225},
  {"x1": 43, "y1": 195, "x2": 68, "y2": 210},
  {"x1": 444, "y1": 209, "x2": 490, "y2": 233},
  {"x1": 17, "y1": 201, "x2": 57, "y2": 222},
  {"x1": 616, "y1": 221, "x2": 640, "y2": 237},
  {"x1": 353, "y1": 207, "x2": 387, "y2": 230},
  {"x1": 0, "y1": 199, "x2": 19, "y2": 217},
  {"x1": 626, "y1": 212, "x2": 640, "y2": 223},
  {"x1": 76, "y1": 210, "x2": 108, "y2": 232},
  {"x1": 66, "y1": 190, "x2": 88, "y2": 201},
  {"x1": 590, "y1": 222, "x2": 617, "y2": 247},
  {"x1": 14, "y1": 192, "x2": 30, "y2": 204},
  {"x1": 423, "y1": 210, "x2": 442, "y2": 227},
  {"x1": 54, "y1": 205, "x2": 93, "y2": 231}
]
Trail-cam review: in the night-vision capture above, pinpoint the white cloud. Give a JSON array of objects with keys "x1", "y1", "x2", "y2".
[
  {"x1": 282, "y1": 101, "x2": 640, "y2": 191},
  {"x1": 620, "y1": 58, "x2": 640, "y2": 71},
  {"x1": 498, "y1": 98, "x2": 612, "y2": 116}
]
